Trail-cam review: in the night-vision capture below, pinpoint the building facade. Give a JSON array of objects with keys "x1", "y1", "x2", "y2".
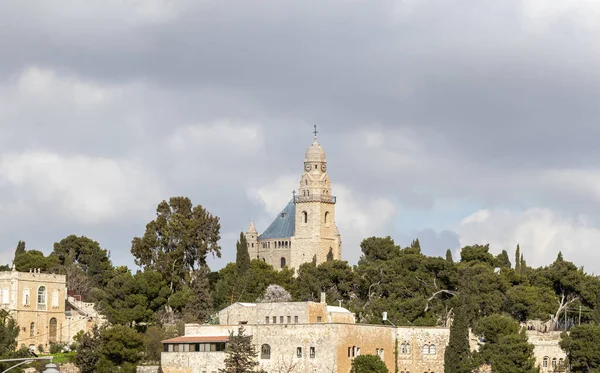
[
  {"x1": 245, "y1": 136, "x2": 342, "y2": 272},
  {"x1": 161, "y1": 296, "x2": 449, "y2": 373},
  {"x1": 0, "y1": 267, "x2": 105, "y2": 351},
  {"x1": 0, "y1": 268, "x2": 67, "y2": 350}
]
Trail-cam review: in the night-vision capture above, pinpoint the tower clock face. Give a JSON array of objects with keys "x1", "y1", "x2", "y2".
[
  {"x1": 305, "y1": 163, "x2": 311, "y2": 171},
  {"x1": 321, "y1": 164, "x2": 327, "y2": 172}
]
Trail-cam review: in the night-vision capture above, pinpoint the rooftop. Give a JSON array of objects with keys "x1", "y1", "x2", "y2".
[{"x1": 259, "y1": 201, "x2": 296, "y2": 240}]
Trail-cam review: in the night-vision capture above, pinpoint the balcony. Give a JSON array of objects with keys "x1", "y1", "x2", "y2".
[{"x1": 294, "y1": 195, "x2": 336, "y2": 204}]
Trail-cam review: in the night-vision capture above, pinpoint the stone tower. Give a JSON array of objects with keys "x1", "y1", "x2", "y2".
[
  {"x1": 245, "y1": 220, "x2": 259, "y2": 260},
  {"x1": 290, "y1": 135, "x2": 341, "y2": 269}
]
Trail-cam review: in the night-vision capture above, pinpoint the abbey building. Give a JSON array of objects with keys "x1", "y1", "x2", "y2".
[{"x1": 245, "y1": 136, "x2": 342, "y2": 272}]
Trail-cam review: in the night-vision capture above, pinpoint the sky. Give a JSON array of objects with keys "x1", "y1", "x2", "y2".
[{"x1": 1, "y1": 0, "x2": 600, "y2": 273}]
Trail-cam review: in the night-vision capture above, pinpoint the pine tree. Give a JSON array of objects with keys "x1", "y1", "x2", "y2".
[
  {"x1": 515, "y1": 244, "x2": 521, "y2": 273},
  {"x1": 444, "y1": 305, "x2": 472, "y2": 373},
  {"x1": 236, "y1": 233, "x2": 250, "y2": 276},
  {"x1": 446, "y1": 249, "x2": 454, "y2": 263},
  {"x1": 220, "y1": 326, "x2": 259, "y2": 373}
]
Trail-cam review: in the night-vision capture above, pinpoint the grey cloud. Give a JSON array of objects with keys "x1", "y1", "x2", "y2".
[{"x1": 1, "y1": 1, "x2": 600, "y2": 270}]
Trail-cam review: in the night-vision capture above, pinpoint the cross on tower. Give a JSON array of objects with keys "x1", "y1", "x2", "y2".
[{"x1": 313, "y1": 125, "x2": 318, "y2": 138}]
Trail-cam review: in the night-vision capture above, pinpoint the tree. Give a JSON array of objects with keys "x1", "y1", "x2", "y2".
[
  {"x1": 515, "y1": 245, "x2": 521, "y2": 273},
  {"x1": 560, "y1": 324, "x2": 600, "y2": 372},
  {"x1": 460, "y1": 244, "x2": 496, "y2": 266},
  {"x1": 496, "y1": 250, "x2": 511, "y2": 268},
  {"x1": 236, "y1": 233, "x2": 250, "y2": 276},
  {"x1": 183, "y1": 265, "x2": 214, "y2": 323},
  {"x1": 220, "y1": 326, "x2": 259, "y2": 373},
  {"x1": 446, "y1": 249, "x2": 453, "y2": 263},
  {"x1": 474, "y1": 315, "x2": 538, "y2": 373},
  {"x1": 131, "y1": 197, "x2": 221, "y2": 297},
  {"x1": 52, "y1": 235, "x2": 114, "y2": 297},
  {"x1": 15, "y1": 240, "x2": 26, "y2": 257},
  {"x1": 351, "y1": 355, "x2": 389, "y2": 373},
  {"x1": 13, "y1": 249, "x2": 59, "y2": 272},
  {"x1": 257, "y1": 284, "x2": 292, "y2": 303},
  {"x1": 74, "y1": 326, "x2": 102, "y2": 373},
  {"x1": 444, "y1": 304, "x2": 472, "y2": 373}
]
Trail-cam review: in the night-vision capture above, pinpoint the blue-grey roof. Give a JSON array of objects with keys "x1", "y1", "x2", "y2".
[{"x1": 259, "y1": 201, "x2": 295, "y2": 239}]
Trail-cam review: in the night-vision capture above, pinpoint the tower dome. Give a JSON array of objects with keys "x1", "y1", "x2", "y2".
[{"x1": 304, "y1": 138, "x2": 326, "y2": 162}]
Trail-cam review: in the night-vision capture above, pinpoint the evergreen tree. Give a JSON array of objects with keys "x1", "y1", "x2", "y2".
[
  {"x1": 520, "y1": 254, "x2": 526, "y2": 271},
  {"x1": 515, "y1": 245, "x2": 521, "y2": 273},
  {"x1": 236, "y1": 232, "x2": 250, "y2": 276},
  {"x1": 446, "y1": 249, "x2": 453, "y2": 263},
  {"x1": 351, "y1": 355, "x2": 389, "y2": 373},
  {"x1": 496, "y1": 250, "x2": 511, "y2": 268},
  {"x1": 14, "y1": 240, "x2": 26, "y2": 257},
  {"x1": 444, "y1": 305, "x2": 472, "y2": 373},
  {"x1": 184, "y1": 265, "x2": 213, "y2": 323},
  {"x1": 327, "y1": 248, "x2": 334, "y2": 261},
  {"x1": 220, "y1": 326, "x2": 259, "y2": 373}
]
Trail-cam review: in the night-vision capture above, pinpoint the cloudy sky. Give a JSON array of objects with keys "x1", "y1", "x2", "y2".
[{"x1": 1, "y1": 0, "x2": 600, "y2": 273}]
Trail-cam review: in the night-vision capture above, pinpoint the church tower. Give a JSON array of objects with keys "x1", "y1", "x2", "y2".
[{"x1": 290, "y1": 133, "x2": 341, "y2": 269}]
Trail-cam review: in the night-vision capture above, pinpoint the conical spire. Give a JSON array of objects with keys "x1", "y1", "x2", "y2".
[{"x1": 247, "y1": 220, "x2": 258, "y2": 234}]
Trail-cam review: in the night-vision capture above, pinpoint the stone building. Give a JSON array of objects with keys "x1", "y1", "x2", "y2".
[
  {"x1": 161, "y1": 295, "x2": 449, "y2": 373},
  {"x1": 0, "y1": 268, "x2": 67, "y2": 350},
  {"x1": 0, "y1": 267, "x2": 105, "y2": 351},
  {"x1": 526, "y1": 331, "x2": 567, "y2": 372},
  {"x1": 245, "y1": 135, "x2": 342, "y2": 272}
]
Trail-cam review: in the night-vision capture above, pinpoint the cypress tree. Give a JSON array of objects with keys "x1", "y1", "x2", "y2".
[
  {"x1": 14, "y1": 240, "x2": 26, "y2": 257},
  {"x1": 219, "y1": 326, "x2": 259, "y2": 373},
  {"x1": 235, "y1": 232, "x2": 250, "y2": 276},
  {"x1": 327, "y1": 248, "x2": 334, "y2": 261},
  {"x1": 444, "y1": 305, "x2": 472, "y2": 373},
  {"x1": 515, "y1": 244, "x2": 521, "y2": 273},
  {"x1": 520, "y1": 253, "x2": 526, "y2": 271},
  {"x1": 446, "y1": 249, "x2": 453, "y2": 263}
]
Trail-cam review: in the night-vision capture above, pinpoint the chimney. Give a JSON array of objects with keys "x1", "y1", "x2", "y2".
[{"x1": 320, "y1": 292, "x2": 326, "y2": 304}]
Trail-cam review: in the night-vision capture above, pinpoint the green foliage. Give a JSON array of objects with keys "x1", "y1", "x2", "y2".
[
  {"x1": 13, "y1": 249, "x2": 59, "y2": 272},
  {"x1": 351, "y1": 354, "x2": 389, "y2": 373},
  {"x1": 0, "y1": 264, "x2": 9, "y2": 271},
  {"x1": 15, "y1": 240, "x2": 26, "y2": 256},
  {"x1": 474, "y1": 315, "x2": 538, "y2": 373},
  {"x1": 445, "y1": 305, "x2": 472, "y2": 373},
  {"x1": 52, "y1": 235, "x2": 114, "y2": 298},
  {"x1": 144, "y1": 325, "x2": 166, "y2": 363},
  {"x1": 560, "y1": 324, "x2": 600, "y2": 372},
  {"x1": 460, "y1": 244, "x2": 496, "y2": 266},
  {"x1": 515, "y1": 245, "x2": 521, "y2": 273},
  {"x1": 0, "y1": 309, "x2": 21, "y2": 371},
  {"x1": 219, "y1": 326, "x2": 259, "y2": 373},
  {"x1": 505, "y1": 285, "x2": 557, "y2": 322},
  {"x1": 49, "y1": 342, "x2": 66, "y2": 354},
  {"x1": 75, "y1": 325, "x2": 146, "y2": 373},
  {"x1": 446, "y1": 249, "x2": 453, "y2": 263},
  {"x1": 496, "y1": 250, "x2": 511, "y2": 268},
  {"x1": 131, "y1": 197, "x2": 221, "y2": 294},
  {"x1": 235, "y1": 232, "x2": 250, "y2": 276},
  {"x1": 183, "y1": 265, "x2": 214, "y2": 323}
]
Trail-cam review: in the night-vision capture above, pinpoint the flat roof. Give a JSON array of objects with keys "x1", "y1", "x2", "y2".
[{"x1": 162, "y1": 336, "x2": 229, "y2": 344}]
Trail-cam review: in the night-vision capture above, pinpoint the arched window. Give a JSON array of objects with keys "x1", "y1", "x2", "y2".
[
  {"x1": 559, "y1": 358, "x2": 564, "y2": 368},
  {"x1": 23, "y1": 288, "x2": 30, "y2": 306},
  {"x1": 49, "y1": 318, "x2": 57, "y2": 342},
  {"x1": 261, "y1": 344, "x2": 271, "y2": 359},
  {"x1": 543, "y1": 357, "x2": 548, "y2": 367},
  {"x1": 423, "y1": 344, "x2": 429, "y2": 354},
  {"x1": 302, "y1": 211, "x2": 308, "y2": 224},
  {"x1": 30, "y1": 322, "x2": 35, "y2": 337},
  {"x1": 552, "y1": 358, "x2": 557, "y2": 367},
  {"x1": 324, "y1": 211, "x2": 329, "y2": 225},
  {"x1": 281, "y1": 257, "x2": 286, "y2": 268},
  {"x1": 429, "y1": 344, "x2": 436, "y2": 354},
  {"x1": 37, "y1": 286, "x2": 46, "y2": 308}
]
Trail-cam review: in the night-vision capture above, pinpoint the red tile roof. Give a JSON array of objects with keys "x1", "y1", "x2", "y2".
[{"x1": 162, "y1": 336, "x2": 229, "y2": 344}]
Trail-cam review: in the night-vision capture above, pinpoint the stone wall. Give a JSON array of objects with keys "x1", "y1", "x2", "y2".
[
  {"x1": 137, "y1": 366, "x2": 159, "y2": 373},
  {"x1": 526, "y1": 331, "x2": 567, "y2": 372}
]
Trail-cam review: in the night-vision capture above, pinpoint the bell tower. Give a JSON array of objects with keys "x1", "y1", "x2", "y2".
[{"x1": 290, "y1": 129, "x2": 341, "y2": 269}]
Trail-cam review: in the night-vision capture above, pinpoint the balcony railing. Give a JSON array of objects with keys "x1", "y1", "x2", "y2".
[{"x1": 294, "y1": 195, "x2": 336, "y2": 204}]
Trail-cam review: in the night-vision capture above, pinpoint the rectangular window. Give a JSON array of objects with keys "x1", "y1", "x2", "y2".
[
  {"x1": 1, "y1": 288, "x2": 8, "y2": 304},
  {"x1": 317, "y1": 316, "x2": 322, "y2": 323},
  {"x1": 294, "y1": 316, "x2": 299, "y2": 323},
  {"x1": 52, "y1": 290, "x2": 59, "y2": 308},
  {"x1": 266, "y1": 316, "x2": 269, "y2": 324},
  {"x1": 287, "y1": 316, "x2": 291, "y2": 323},
  {"x1": 310, "y1": 347, "x2": 315, "y2": 358},
  {"x1": 297, "y1": 347, "x2": 302, "y2": 358},
  {"x1": 168, "y1": 344, "x2": 174, "y2": 352},
  {"x1": 348, "y1": 347, "x2": 351, "y2": 357},
  {"x1": 280, "y1": 316, "x2": 284, "y2": 323},
  {"x1": 163, "y1": 344, "x2": 169, "y2": 352},
  {"x1": 272, "y1": 316, "x2": 276, "y2": 324},
  {"x1": 210, "y1": 343, "x2": 217, "y2": 352},
  {"x1": 182, "y1": 344, "x2": 189, "y2": 352}
]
